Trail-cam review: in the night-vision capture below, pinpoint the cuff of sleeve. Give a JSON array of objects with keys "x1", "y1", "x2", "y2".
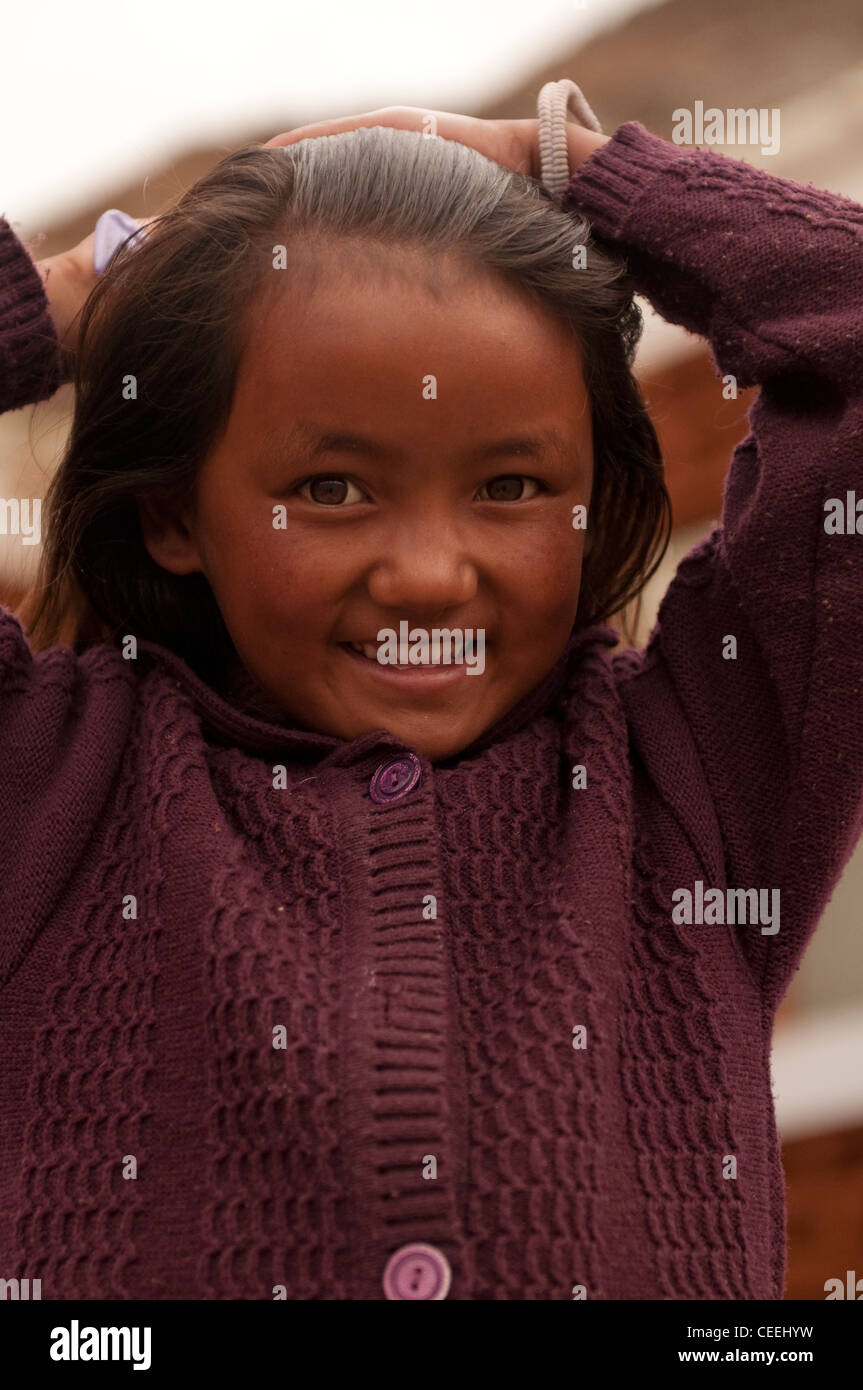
[
  {"x1": 561, "y1": 119, "x2": 692, "y2": 240},
  {"x1": 0, "y1": 216, "x2": 68, "y2": 410}
]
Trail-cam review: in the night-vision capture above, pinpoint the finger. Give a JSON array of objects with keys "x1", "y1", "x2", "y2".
[{"x1": 262, "y1": 108, "x2": 415, "y2": 149}]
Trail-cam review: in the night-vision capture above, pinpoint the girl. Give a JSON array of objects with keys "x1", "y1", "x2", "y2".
[{"x1": 1, "y1": 94, "x2": 861, "y2": 1302}]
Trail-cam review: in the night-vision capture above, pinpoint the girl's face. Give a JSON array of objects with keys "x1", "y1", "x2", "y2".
[{"x1": 140, "y1": 251, "x2": 594, "y2": 761}]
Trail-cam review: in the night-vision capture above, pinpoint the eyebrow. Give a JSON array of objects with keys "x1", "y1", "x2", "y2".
[{"x1": 261, "y1": 424, "x2": 574, "y2": 466}]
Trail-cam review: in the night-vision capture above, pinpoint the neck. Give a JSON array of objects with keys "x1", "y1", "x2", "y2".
[{"x1": 222, "y1": 658, "x2": 296, "y2": 726}]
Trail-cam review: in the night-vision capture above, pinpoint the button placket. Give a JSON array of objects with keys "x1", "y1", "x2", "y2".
[{"x1": 334, "y1": 746, "x2": 460, "y2": 1297}]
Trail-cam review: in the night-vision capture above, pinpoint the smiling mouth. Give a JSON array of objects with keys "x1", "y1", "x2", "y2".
[
  {"x1": 340, "y1": 640, "x2": 458, "y2": 669},
  {"x1": 345, "y1": 640, "x2": 392, "y2": 662},
  {"x1": 337, "y1": 640, "x2": 481, "y2": 679}
]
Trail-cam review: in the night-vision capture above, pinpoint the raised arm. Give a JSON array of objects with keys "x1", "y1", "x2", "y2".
[
  {"x1": 564, "y1": 121, "x2": 863, "y2": 1009},
  {"x1": 0, "y1": 213, "x2": 134, "y2": 986},
  {"x1": 0, "y1": 216, "x2": 75, "y2": 413}
]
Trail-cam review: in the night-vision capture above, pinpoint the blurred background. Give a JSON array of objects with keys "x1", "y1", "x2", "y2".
[{"x1": 2, "y1": 0, "x2": 862, "y2": 1298}]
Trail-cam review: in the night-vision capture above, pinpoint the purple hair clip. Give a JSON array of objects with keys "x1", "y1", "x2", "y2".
[{"x1": 93, "y1": 208, "x2": 148, "y2": 275}]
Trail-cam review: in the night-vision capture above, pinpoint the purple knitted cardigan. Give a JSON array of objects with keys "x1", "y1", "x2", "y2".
[{"x1": 1, "y1": 121, "x2": 862, "y2": 1301}]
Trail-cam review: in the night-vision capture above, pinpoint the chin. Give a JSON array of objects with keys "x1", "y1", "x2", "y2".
[
  {"x1": 327, "y1": 712, "x2": 473, "y2": 763},
  {"x1": 386, "y1": 724, "x2": 478, "y2": 763}
]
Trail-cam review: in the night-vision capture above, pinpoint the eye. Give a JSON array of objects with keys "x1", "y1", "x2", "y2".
[
  {"x1": 475, "y1": 475, "x2": 543, "y2": 502},
  {"x1": 298, "y1": 474, "x2": 368, "y2": 506}
]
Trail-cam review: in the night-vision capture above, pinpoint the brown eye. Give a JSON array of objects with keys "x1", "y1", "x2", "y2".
[
  {"x1": 477, "y1": 475, "x2": 540, "y2": 502},
  {"x1": 300, "y1": 476, "x2": 365, "y2": 505}
]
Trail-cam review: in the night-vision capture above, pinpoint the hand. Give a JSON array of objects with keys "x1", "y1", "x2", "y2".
[
  {"x1": 263, "y1": 105, "x2": 541, "y2": 177},
  {"x1": 263, "y1": 104, "x2": 610, "y2": 190},
  {"x1": 34, "y1": 218, "x2": 157, "y2": 372}
]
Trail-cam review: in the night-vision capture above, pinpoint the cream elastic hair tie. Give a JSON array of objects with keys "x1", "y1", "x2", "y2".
[{"x1": 537, "y1": 79, "x2": 603, "y2": 203}]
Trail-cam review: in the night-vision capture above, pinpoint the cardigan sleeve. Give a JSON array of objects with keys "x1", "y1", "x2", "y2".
[
  {"x1": 0, "y1": 605, "x2": 135, "y2": 987},
  {"x1": 0, "y1": 214, "x2": 67, "y2": 413},
  {"x1": 564, "y1": 122, "x2": 863, "y2": 1011}
]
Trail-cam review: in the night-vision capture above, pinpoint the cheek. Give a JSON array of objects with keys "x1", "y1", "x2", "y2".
[
  {"x1": 194, "y1": 493, "x2": 336, "y2": 643},
  {"x1": 505, "y1": 526, "x2": 586, "y2": 627}
]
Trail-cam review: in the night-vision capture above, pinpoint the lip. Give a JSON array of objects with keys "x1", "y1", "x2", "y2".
[{"x1": 337, "y1": 641, "x2": 479, "y2": 688}]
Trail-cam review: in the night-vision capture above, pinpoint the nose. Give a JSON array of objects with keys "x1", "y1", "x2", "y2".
[{"x1": 366, "y1": 519, "x2": 479, "y2": 616}]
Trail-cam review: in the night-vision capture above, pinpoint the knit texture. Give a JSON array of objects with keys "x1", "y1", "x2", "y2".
[
  {"x1": 1, "y1": 121, "x2": 862, "y2": 1299},
  {"x1": 0, "y1": 214, "x2": 67, "y2": 409}
]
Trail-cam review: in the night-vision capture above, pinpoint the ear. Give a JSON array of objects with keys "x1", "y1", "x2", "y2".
[{"x1": 137, "y1": 493, "x2": 203, "y2": 576}]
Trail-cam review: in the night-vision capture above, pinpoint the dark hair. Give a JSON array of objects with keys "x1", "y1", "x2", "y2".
[{"x1": 20, "y1": 126, "x2": 670, "y2": 685}]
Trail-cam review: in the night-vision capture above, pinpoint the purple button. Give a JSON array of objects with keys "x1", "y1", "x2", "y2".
[
  {"x1": 369, "y1": 753, "x2": 422, "y2": 804},
  {"x1": 382, "y1": 1243, "x2": 452, "y2": 1300}
]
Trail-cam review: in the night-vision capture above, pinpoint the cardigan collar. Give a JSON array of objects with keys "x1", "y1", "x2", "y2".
[{"x1": 135, "y1": 625, "x2": 620, "y2": 767}]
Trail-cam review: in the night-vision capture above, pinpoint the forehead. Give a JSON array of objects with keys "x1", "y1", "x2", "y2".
[
  {"x1": 230, "y1": 243, "x2": 592, "y2": 459},
  {"x1": 244, "y1": 236, "x2": 585, "y2": 363},
  {"x1": 257, "y1": 236, "x2": 493, "y2": 307}
]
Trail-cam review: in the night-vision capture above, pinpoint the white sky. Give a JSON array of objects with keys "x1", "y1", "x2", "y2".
[{"x1": 1, "y1": 0, "x2": 660, "y2": 230}]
